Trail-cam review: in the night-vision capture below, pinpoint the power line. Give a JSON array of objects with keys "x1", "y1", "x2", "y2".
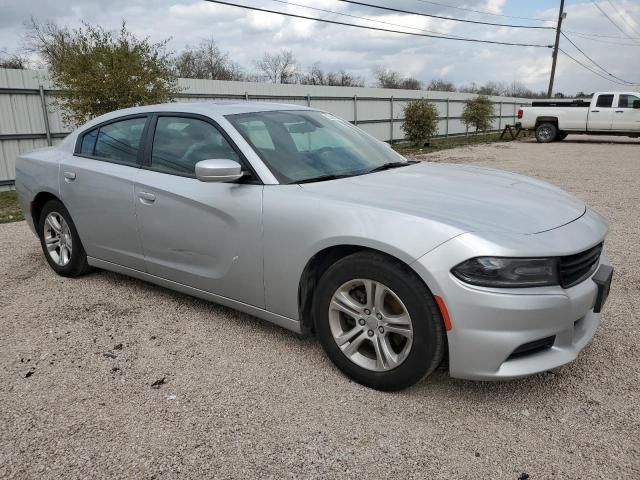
[
  {"x1": 606, "y1": 0, "x2": 640, "y2": 37},
  {"x1": 561, "y1": 32, "x2": 639, "y2": 84},
  {"x1": 267, "y1": 0, "x2": 468, "y2": 39},
  {"x1": 202, "y1": 0, "x2": 553, "y2": 47},
  {"x1": 564, "y1": 29, "x2": 639, "y2": 44},
  {"x1": 410, "y1": 0, "x2": 549, "y2": 22},
  {"x1": 564, "y1": 29, "x2": 639, "y2": 39},
  {"x1": 591, "y1": 0, "x2": 640, "y2": 43},
  {"x1": 559, "y1": 48, "x2": 634, "y2": 86},
  {"x1": 336, "y1": 0, "x2": 554, "y2": 29}
]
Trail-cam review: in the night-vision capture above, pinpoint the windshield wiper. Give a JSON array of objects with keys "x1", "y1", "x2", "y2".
[
  {"x1": 295, "y1": 173, "x2": 355, "y2": 184},
  {"x1": 363, "y1": 161, "x2": 413, "y2": 175}
]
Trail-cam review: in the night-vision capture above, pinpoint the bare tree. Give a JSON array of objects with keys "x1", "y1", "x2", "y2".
[
  {"x1": 255, "y1": 49, "x2": 299, "y2": 84},
  {"x1": 0, "y1": 48, "x2": 28, "y2": 69},
  {"x1": 398, "y1": 77, "x2": 421, "y2": 90},
  {"x1": 459, "y1": 80, "x2": 547, "y2": 99},
  {"x1": 426, "y1": 78, "x2": 456, "y2": 92},
  {"x1": 326, "y1": 70, "x2": 364, "y2": 87},
  {"x1": 300, "y1": 63, "x2": 364, "y2": 87},
  {"x1": 174, "y1": 39, "x2": 243, "y2": 81},
  {"x1": 373, "y1": 67, "x2": 421, "y2": 90},
  {"x1": 373, "y1": 67, "x2": 402, "y2": 88}
]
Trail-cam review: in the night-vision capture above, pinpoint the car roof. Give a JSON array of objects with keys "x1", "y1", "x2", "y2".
[
  {"x1": 61, "y1": 101, "x2": 319, "y2": 152},
  {"x1": 83, "y1": 101, "x2": 314, "y2": 127}
]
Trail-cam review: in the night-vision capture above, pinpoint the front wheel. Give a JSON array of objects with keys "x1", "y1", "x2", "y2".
[
  {"x1": 38, "y1": 199, "x2": 91, "y2": 277},
  {"x1": 313, "y1": 252, "x2": 445, "y2": 391},
  {"x1": 535, "y1": 122, "x2": 558, "y2": 143}
]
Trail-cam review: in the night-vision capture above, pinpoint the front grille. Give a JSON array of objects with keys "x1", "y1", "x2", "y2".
[{"x1": 559, "y1": 243, "x2": 602, "y2": 288}]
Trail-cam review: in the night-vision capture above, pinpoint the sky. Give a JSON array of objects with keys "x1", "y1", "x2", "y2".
[{"x1": 1, "y1": 0, "x2": 639, "y2": 94}]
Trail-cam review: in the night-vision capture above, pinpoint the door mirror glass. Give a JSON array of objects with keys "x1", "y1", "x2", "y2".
[
  {"x1": 634, "y1": 100, "x2": 640, "y2": 109},
  {"x1": 195, "y1": 159, "x2": 244, "y2": 183}
]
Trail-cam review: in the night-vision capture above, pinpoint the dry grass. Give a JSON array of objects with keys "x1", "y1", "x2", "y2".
[{"x1": 0, "y1": 190, "x2": 23, "y2": 224}]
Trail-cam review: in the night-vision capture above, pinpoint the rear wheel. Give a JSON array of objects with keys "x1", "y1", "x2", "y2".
[
  {"x1": 313, "y1": 252, "x2": 445, "y2": 391},
  {"x1": 555, "y1": 131, "x2": 568, "y2": 141},
  {"x1": 535, "y1": 122, "x2": 558, "y2": 143},
  {"x1": 38, "y1": 199, "x2": 91, "y2": 277}
]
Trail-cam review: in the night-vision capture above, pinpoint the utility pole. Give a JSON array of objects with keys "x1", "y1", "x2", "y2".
[{"x1": 547, "y1": 0, "x2": 566, "y2": 98}]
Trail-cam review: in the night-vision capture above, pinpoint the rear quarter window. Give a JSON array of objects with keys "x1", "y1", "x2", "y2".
[{"x1": 80, "y1": 128, "x2": 98, "y2": 155}]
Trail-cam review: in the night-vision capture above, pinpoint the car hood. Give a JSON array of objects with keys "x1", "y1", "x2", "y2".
[{"x1": 300, "y1": 162, "x2": 586, "y2": 234}]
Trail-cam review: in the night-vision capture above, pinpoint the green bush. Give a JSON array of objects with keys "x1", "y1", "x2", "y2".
[
  {"x1": 401, "y1": 99, "x2": 439, "y2": 146},
  {"x1": 27, "y1": 20, "x2": 179, "y2": 126},
  {"x1": 461, "y1": 95, "x2": 494, "y2": 134}
]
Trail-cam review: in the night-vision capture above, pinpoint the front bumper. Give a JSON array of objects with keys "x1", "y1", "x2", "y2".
[{"x1": 411, "y1": 208, "x2": 610, "y2": 380}]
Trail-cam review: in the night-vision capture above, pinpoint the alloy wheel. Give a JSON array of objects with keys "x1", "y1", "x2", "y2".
[
  {"x1": 538, "y1": 126, "x2": 554, "y2": 141},
  {"x1": 43, "y1": 212, "x2": 73, "y2": 266},
  {"x1": 328, "y1": 279, "x2": 414, "y2": 372}
]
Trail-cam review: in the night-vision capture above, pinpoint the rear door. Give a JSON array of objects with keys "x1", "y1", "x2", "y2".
[
  {"x1": 588, "y1": 94, "x2": 615, "y2": 131},
  {"x1": 613, "y1": 94, "x2": 640, "y2": 132},
  {"x1": 61, "y1": 115, "x2": 148, "y2": 271},
  {"x1": 134, "y1": 114, "x2": 264, "y2": 307}
]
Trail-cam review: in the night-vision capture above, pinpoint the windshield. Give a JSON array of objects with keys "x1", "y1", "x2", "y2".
[{"x1": 225, "y1": 110, "x2": 407, "y2": 183}]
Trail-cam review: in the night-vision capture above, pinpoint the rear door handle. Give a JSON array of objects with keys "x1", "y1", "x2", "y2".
[
  {"x1": 591, "y1": 110, "x2": 600, "y2": 113},
  {"x1": 615, "y1": 110, "x2": 624, "y2": 113},
  {"x1": 63, "y1": 171, "x2": 76, "y2": 182},
  {"x1": 138, "y1": 191, "x2": 156, "y2": 204}
]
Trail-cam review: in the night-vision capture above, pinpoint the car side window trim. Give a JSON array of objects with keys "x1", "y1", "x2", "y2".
[
  {"x1": 140, "y1": 112, "x2": 263, "y2": 185},
  {"x1": 73, "y1": 114, "x2": 150, "y2": 168}
]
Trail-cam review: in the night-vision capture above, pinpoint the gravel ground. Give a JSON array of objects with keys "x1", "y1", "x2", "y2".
[{"x1": 1, "y1": 135, "x2": 638, "y2": 479}]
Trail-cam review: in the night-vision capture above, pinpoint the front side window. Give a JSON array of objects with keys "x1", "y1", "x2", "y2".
[
  {"x1": 91, "y1": 117, "x2": 147, "y2": 165},
  {"x1": 226, "y1": 110, "x2": 407, "y2": 183},
  {"x1": 151, "y1": 117, "x2": 241, "y2": 175},
  {"x1": 618, "y1": 94, "x2": 640, "y2": 108},
  {"x1": 596, "y1": 94, "x2": 614, "y2": 108}
]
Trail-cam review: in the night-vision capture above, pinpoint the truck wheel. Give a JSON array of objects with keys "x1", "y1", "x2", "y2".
[
  {"x1": 555, "y1": 131, "x2": 568, "y2": 141},
  {"x1": 535, "y1": 123, "x2": 557, "y2": 143}
]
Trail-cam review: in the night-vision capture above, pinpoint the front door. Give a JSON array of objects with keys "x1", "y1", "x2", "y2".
[
  {"x1": 134, "y1": 114, "x2": 264, "y2": 308},
  {"x1": 613, "y1": 94, "x2": 640, "y2": 132}
]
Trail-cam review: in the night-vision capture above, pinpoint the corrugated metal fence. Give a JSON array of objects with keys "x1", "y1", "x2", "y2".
[{"x1": 0, "y1": 68, "x2": 532, "y2": 188}]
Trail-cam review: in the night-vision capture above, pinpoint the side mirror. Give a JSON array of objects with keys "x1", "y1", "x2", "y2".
[
  {"x1": 195, "y1": 159, "x2": 244, "y2": 183},
  {"x1": 633, "y1": 100, "x2": 640, "y2": 109}
]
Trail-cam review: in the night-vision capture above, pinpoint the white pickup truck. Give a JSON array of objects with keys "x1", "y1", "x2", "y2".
[{"x1": 518, "y1": 91, "x2": 640, "y2": 143}]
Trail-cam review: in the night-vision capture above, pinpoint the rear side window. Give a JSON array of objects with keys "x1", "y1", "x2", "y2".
[
  {"x1": 618, "y1": 94, "x2": 640, "y2": 108},
  {"x1": 81, "y1": 117, "x2": 147, "y2": 165},
  {"x1": 596, "y1": 94, "x2": 614, "y2": 108},
  {"x1": 80, "y1": 128, "x2": 98, "y2": 155},
  {"x1": 150, "y1": 116, "x2": 241, "y2": 175}
]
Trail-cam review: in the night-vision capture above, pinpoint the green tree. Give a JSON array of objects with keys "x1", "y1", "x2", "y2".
[
  {"x1": 26, "y1": 19, "x2": 179, "y2": 126},
  {"x1": 401, "y1": 99, "x2": 439, "y2": 146},
  {"x1": 461, "y1": 95, "x2": 494, "y2": 134}
]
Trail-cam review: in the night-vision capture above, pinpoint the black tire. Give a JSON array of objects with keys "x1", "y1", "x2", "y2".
[
  {"x1": 535, "y1": 122, "x2": 558, "y2": 143},
  {"x1": 38, "y1": 199, "x2": 91, "y2": 278},
  {"x1": 555, "y1": 131, "x2": 568, "y2": 141},
  {"x1": 313, "y1": 252, "x2": 445, "y2": 391}
]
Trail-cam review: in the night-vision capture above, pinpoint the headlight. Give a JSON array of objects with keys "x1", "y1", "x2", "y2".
[{"x1": 451, "y1": 257, "x2": 558, "y2": 288}]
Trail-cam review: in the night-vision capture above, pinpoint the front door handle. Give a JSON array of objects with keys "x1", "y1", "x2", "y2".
[
  {"x1": 591, "y1": 110, "x2": 600, "y2": 113},
  {"x1": 138, "y1": 191, "x2": 156, "y2": 204},
  {"x1": 63, "y1": 171, "x2": 76, "y2": 182},
  {"x1": 615, "y1": 110, "x2": 624, "y2": 113}
]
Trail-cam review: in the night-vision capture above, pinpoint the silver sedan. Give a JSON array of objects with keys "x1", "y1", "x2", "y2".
[{"x1": 15, "y1": 102, "x2": 613, "y2": 390}]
